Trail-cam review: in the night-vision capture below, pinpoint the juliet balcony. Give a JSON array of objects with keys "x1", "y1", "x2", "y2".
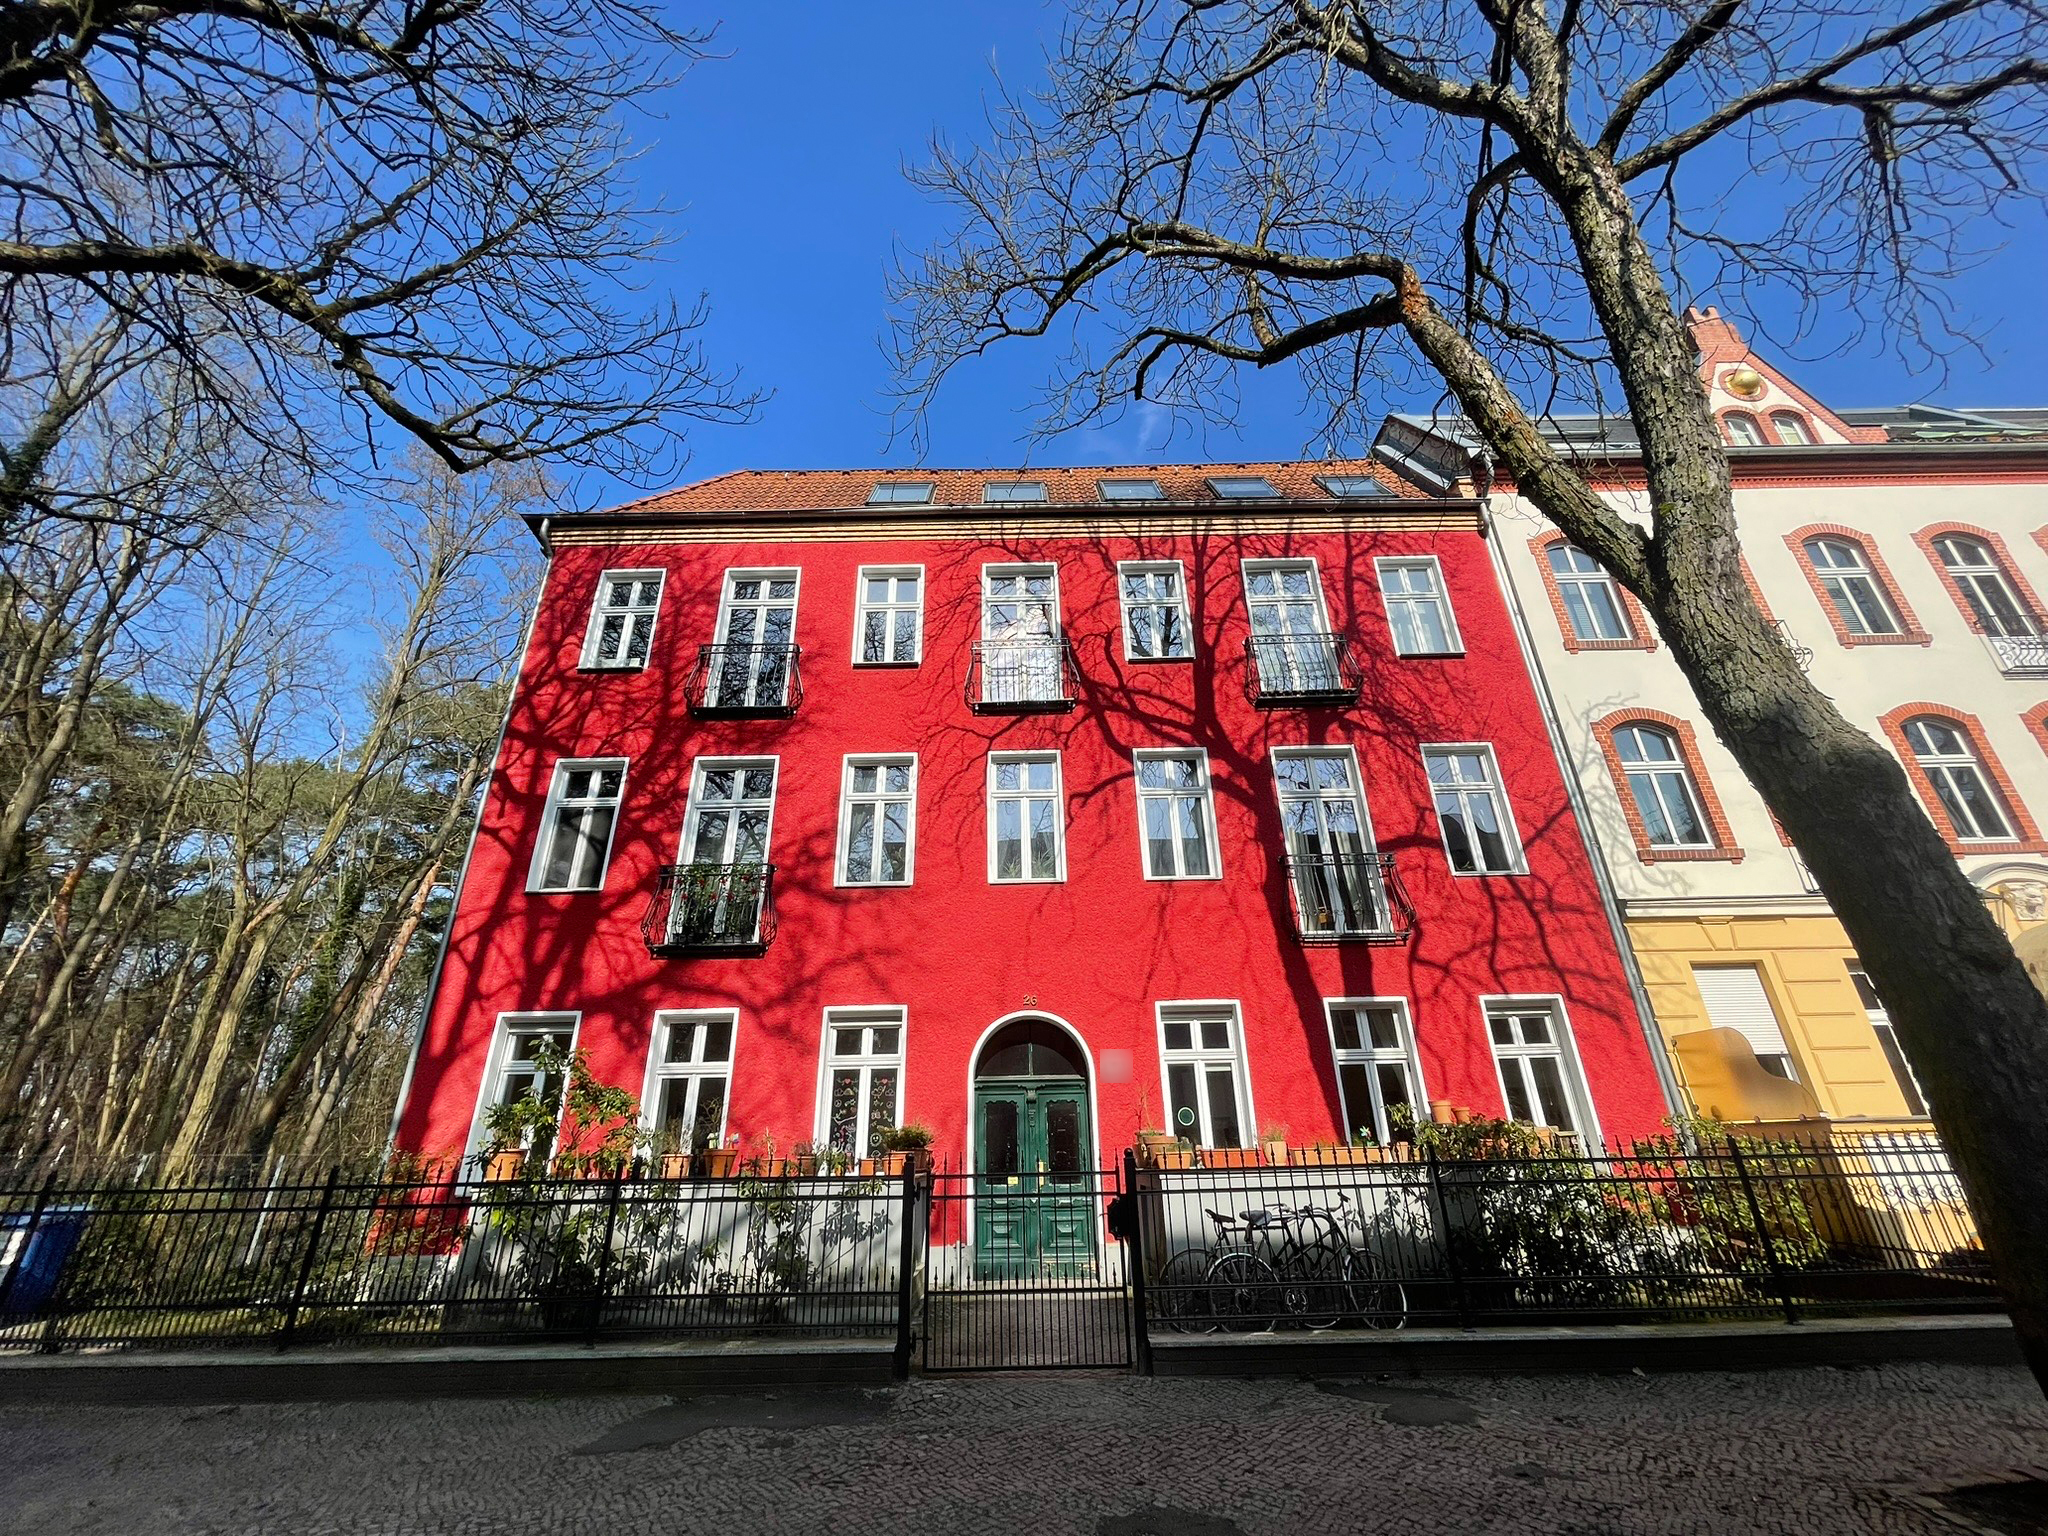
[
  {"x1": 1243, "y1": 633, "x2": 1362, "y2": 708},
  {"x1": 688, "y1": 643, "x2": 802, "y2": 718},
  {"x1": 642, "y1": 861, "x2": 778, "y2": 957},
  {"x1": 966, "y1": 636, "x2": 1079, "y2": 714},
  {"x1": 1283, "y1": 851, "x2": 1416, "y2": 946}
]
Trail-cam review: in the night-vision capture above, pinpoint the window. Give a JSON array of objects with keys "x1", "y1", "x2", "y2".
[
  {"x1": 1206, "y1": 475, "x2": 1278, "y2": 499},
  {"x1": 988, "y1": 752, "x2": 1063, "y2": 882},
  {"x1": 1275, "y1": 748, "x2": 1388, "y2": 938},
  {"x1": 646, "y1": 1012, "x2": 735, "y2": 1155},
  {"x1": 582, "y1": 570, "x2": 663, "y2": 670},
  {"x1": 1724, "y1": 411, "x2": 1764, "y2": 446},
  {"x1": 1771, "y1": 412, "x2": 1815, "y2": 445},
  {"x1": 671, "y1": 759, "x2": 776, "y2": 945},
  {"x1": 472, "y1": 1016, "x2": 575, "y2": 1154},
  {"x1": 1804, "y1": 536, "x2": 1901, "y2": 636},
  {"x1": 1485, "y1": 1002, "x2": 1592, "y2": 1138},
  {"x1": 980, "y1": 564, "x2": 1065, "y2": 706},
  {"x1": 1423, "y1": 745, "x2": 1523, "y2": 874},
  {"x1": 1850, "y1": 967, "x2": 1928, "y2": 1116},
  {"x1": 1934, "y1": 534, "x2": 2035, "y2": 637},
  {"x1": 1611, "y1": 723, "x2": 1713, "y2": 849},
  {"x1": 1376, "y1": 556, "x2": 1461, "y2": 655},
  {"x1": 820, "y1": 1009, "x2": 904, "y2": 1160},
  {"x1": 984, "y1": 480, "x2": 1046, "y2": 503},
  {"x1": 1118, "y1": 561, "x2": 1192, "y2": 660},
  {"x1": 1157, "y1": 1004, "x2": 1248, "y2": 1148},
  {"x1": 1133, "y1": 749, "x2": 1219, "y2": 879},
  {"x1": 837, "y1": 755, "x2": 915, "y2": 886},
  {"x1": 1691, "y1": 965, "x2": 1798, "y2": 1081},
  {"x1": 1099, "y1": 478, "x2": 1163, "y2": 501},
  {"x1": 1902, "y1": 715, "x2": 2014, "y2": 841},
  {"x1": 708, "y1": 570, "x2": 799, "y2": 710},
  {"x1": 531, "y1": 760, "x2": 625, "y2": 891},
  {"x1": 867, "y1": 481, "x2": 933, "y2": 505},
  {"x1": 854, "y1": 567, "x2": 923, "y2": 664},
  {"x1": 1326, "y1": 1001, "x2": 1422, "y2": 1145},
  {"x1": 1244, "y1": 559, "x2": 1344, "y2": 694},
  {"x1": 1546, "y1": 543, "x2": 1635, "y2": 643},
  {"x1": 1316, "y1": 474, "x2": 1392, "y2": 499}
]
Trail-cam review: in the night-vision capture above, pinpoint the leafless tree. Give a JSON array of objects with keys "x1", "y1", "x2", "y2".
[
  {"x1": 0, "y1": 0, "x2": 757, "y2": 523},
  {"x1": 894, "y1": 0, "x2": 2048, "y2": 1387}
]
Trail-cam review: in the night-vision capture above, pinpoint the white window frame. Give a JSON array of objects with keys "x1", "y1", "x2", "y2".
[
  {"x1": 815, "y1": 1007, "x2": 907, "y2": 1160},
  {"x1": 1724, "y1": 411, "x2": 1764, "y2": 446},
  {"x1": 1771, "y1": 411, "x2": 1816, "y2": 445},
  {"x1": 1322, "y1": 998, "x2": 1427, "y2": 1145},
  {"x1": 1804, "y1": 536, "x2": 1901, "y2": 637},
  {"x1": 714, "y1": 567, "x2": 802, "y2": 647},
  {"x1": 852, "y1": 564, "x2": 925, "y2": 666},
  {"x1": 981, "y1": 562, "x2": 1062, "y2": 634},
  {"x1": 986, "y1": 750, "x2": 1066, "y2": 883},
  {"x1": 1612, "y1": 723, "x2": 1715, "y2": 850},
  {"x1": 1849, "y1": 966, "x2": 1929, "y2": 1117},
  {"x1": 1375, "y1": 555, "x2": 1462, "y2": 657},
  {"x1": 527, "y1": 758, "x2": 628, "y2": 892},
  {"x1": 984, "y1": 480, "x2": 1046, "y2": 503},
  {"x1": 1099, "y1": 478, "x2": 1163, "y2": 501},
  {"x1": 1902, "y1": 716, "x2": 2015, "y2": 842},
  {"x1": 1546, "y1": 543, "x2": 1635, "y2": 643},
  {"x1": 465, "y1": 1012, "x2": 580, "y2": 1160},
  {"x1": 580, "y1": 569, "x2": 665, "y2": 671},
  {"x1": 1131, "y1": 748, "x2": 1222, "y2": 882},
  {"x1": 867, "y1": 481, "x2": 933, "y2": 505},
  {"x1": 835, "y1": 753, "x2": 917, "y2": 887},
  {"x1": 1481, "y1": 996, "x2": 1600, "y2": 1143},
  {"x1": 1155, "y1": 1001, "x2": 1254, "y2": 1149},
  {"x1": 1934, "y1": 534, "x2": 2036, "y2": 637},
  {"x1": 1117, "y1": 559, "x2": 1194, "y2": 661},
  {"x1": 1421, "y1": 742, "x2": 1526, "y2": 875},
  {"x1": 640, "y1": 1009, "x2": 738, "y2": 1154}
]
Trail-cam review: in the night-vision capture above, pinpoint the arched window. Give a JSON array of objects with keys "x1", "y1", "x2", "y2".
[
  {"x1": 1902, "y1": 715, "x2": 2015, "y2": 842},
  {"x1": 1545, "y1": 542, "x2": 1634, "y2": 642},
  {"x1": 1804, "y1": 536, "x2": 1901, "y2": 636},
  {"x1": 1933, "y1": 533, "x2": 2036, "y2": 637},
  {"x1": 1612, "y1": 723, "x2": 1713, "y2": 849},
  {"x1": 1724, "y1": 412, "x2": 1764, "y2": 446},
  {"x1": 1770, "y1": 412, "x2": 1815, "y2": 445}
]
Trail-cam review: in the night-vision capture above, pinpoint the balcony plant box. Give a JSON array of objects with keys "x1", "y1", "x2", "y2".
[
  {"x1": 1150, "y1": 1141, "x2": 1195, "y2": 1171},
  {"x1": 1137, "y1": 1129, "x2": 1179, "y2": 1163},
  {"x1": 1291, "y1": 1144, "x2": 1369, "y2": 1167},
  {"x1": 1202, "y1": 1147, "x2": 1262, "y2": 1170}
]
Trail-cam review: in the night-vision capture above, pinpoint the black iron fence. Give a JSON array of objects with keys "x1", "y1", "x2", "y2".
[
  {"x1": 0, "y1": 1164, "x2": 917, "y2": 1354},
  {"x1": 1242, "y1": 632, "x2": 1362, "y2": 706},
  {"x1": 1131, "y1": 1133, "x2": 1994, "y2": 1335},
  {"x1": 642, "y1": 861, "x2": 777, "y2": 955},
  {"x1": 1283, "y1": 851, "x2": 1416, "y2": 945},
  {"x1": 688, "y1": 642, "x2": 801, "y2": 717},
  {"x1": 966, "y1": 637, "x2": 1079, "y2": 712}
]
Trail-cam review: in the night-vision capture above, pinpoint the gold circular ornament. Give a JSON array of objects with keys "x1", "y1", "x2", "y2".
[{"x1": 1724, "y1": 365, "x2": 1766, "y2": 401}]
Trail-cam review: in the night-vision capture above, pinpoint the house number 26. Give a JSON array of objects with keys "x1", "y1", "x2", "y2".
[{"x1": 1021, "y1": 993, "x2": 1039, "y2": 1007}]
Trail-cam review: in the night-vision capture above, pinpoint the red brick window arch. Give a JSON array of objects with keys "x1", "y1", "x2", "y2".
[
  {"x1": 2025, "y1": 702, "x2": 2048, "y2": 759},
  {"x1": 1530, "y1": 533, "x2": 1656, "y2": 653},
  {"x1": 1878, "y1": 703, "x2": 2045, "y2": 855},
  {"x1": 1785, "y1": 525, "x2": 1930, "y2": 647},
  {"x1": 1913, "y1": 524, "x2": 2045, "y2": 638},
  {"x1": 1769, "y1": 411, "x2": 1816, "y2": 445},
  {"x1": 1591, "y1": 709, "x2": 1743, "y2": 863},
  {"x1": 1722, "y1": 410, "x2": 1765, "y2": 446}
]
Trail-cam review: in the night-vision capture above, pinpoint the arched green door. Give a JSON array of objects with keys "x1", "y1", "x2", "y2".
[{"x1": 971, "y1": 1020, "x2": 1097, "y2": 1278}]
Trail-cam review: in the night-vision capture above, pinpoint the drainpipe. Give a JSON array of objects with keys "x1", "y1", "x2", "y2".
[
  {"x1": 1473, "y1": 457, "x2": 1687, "y2": 1119},
  {"x1": 382, "y1": 520, "x2": 555, "y2": 1160}
]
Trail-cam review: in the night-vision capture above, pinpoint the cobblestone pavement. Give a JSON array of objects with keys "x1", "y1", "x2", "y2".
[{"x1": 5, "y1": 1362, "x2": 2048, "y2": 1535}]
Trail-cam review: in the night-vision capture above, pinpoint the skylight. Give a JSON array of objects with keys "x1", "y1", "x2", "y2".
[
  {"x1": 1206, "y1": 475, "x2": 1279, "y2": 499},
  {"x1": 1316, "y1": 474, "x2": 1392, "y2": 499},
  {"x1": 984, "y1": 480, "x2": 1047, "y2": 503},
  {"x1": 1098, "y1": 478, "x2": 1164, "y2": 501},
  {"x1": 867, "y1": 481, "x2": 934, "y2": 505}
]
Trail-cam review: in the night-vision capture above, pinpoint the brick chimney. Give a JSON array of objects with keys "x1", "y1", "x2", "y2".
[{"x1": 1683, "y1": 305, "x2": 1749, "y2": 363}]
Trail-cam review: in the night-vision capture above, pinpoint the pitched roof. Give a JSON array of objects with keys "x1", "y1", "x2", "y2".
[{"x1": 596, "y1": 458, "x2": 1430, "y2": 517}]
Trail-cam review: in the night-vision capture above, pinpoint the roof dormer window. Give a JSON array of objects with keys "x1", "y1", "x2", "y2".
[
  {"x1": 1771, "y1": 412, "x2": 1815, "y2": 446},
  {"x1": 1098, "y1": 478, "x2": 1164, "y2": 501},
  {"x1": 1315, "y1": 474, "x2": 1392, "y2": 499},
  {"x1": 984, "y1": 480, "x2": 1047, "y2": 504},
  {"x1": 1723, "y1": 412, "x2": 1764, "y2": 447},
  {"x1": 1206, "y1": 475, "x2": 1278, "y2": 499},
  {"x1": 867, "y1": 481, "x2": 934, "y2": 505}
]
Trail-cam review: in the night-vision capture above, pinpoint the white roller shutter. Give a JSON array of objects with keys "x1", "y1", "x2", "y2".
[{"x1": 1691, "y1": 965, "x2": 1791, "y2": 1058}]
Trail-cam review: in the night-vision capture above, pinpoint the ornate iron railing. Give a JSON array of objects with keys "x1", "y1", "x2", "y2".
[
  {"x1": 1283, "y1": 851, "x2": 1415, "y2": 945},
  {"x1": 688, "y1": 643, "x2": 802, "y2": 717},
  {"x1": 966, "y1": 636, "x2": 1078, "y2": 713},
  {"x1": 643, "y1": 861, "x2": 777, "y2": 956},
  {"x1": 1243, "y1": 633, "x2": 1361, "y2": 707},
  {"x1": 1987, "y1": 634, "x2": 2048, "y2": 676}
]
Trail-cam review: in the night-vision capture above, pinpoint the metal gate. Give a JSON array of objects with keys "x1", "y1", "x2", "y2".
[{"x1": 920, "y1": 1167, "x2": 1133, "y2": 1371}]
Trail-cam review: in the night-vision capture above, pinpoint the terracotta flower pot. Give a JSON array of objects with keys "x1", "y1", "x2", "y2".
[
  {"x1": 481, "y1": 1149, "x2": 526, "y2": 1182},
  {"x1": 700, "y1": 1147, "x2": 739, "y2": 1178},
  {"x1": 1202, "y1": 1146, "x2": 1262, "y2": 1170},
  {"x1": 876, "y1": 1150, "x2": 909, "y2": 1176},
  {"x1": 1290, "y1": 1145, "x2": 1367, "y2": 1167},
  {"x1": 657, "y1": 1153, "x2": 691, "y2": 1180},
  {"x1": 1151, "y1": 1147, "x2": 1195, "y2": 1170}
]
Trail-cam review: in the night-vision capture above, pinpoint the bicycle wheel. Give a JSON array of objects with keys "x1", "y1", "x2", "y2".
[
  {"x1": 1280, "y1": 1239, "x2": 1347, "y2": 1330},
  {"x1": 1154, "y1": 1249, "x2": 1218, "y2": 1334},
  {"x1": 1205, "y1": 1250, "x2": 1278, "y2": 1332},
  {"x1": 1342, "y1": 1246, "x2": 1408, "y2": 1331}
]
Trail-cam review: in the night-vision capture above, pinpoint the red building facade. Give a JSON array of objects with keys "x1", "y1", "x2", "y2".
[{"x1": 392, "y1": 462, "x2": 1673, "y2": 1175}]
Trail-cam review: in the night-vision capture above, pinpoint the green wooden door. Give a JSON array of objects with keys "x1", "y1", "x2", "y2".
[{"x1": 973, "y1": 1082, "x2": 1096, "y2": 1278}]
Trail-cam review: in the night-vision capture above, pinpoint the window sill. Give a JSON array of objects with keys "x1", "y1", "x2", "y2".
[
  {"x1": 851, "y1": 659, "x2": 922, "y2": 669},
  {"x1": 1835, "y1": 632, "x2": 1932, "y2": 647},
  {"x1": 1949, "y1": 839, "x2": 2048, "y2": 857},
  {"x1": 1564, "y1": 637, "x2": 1655, "y2": 652},
  {"x1": 576, "y1": 662, "x2": 648, "y2": 675},
  {"x1": 1445, "y1": 866, "x2": 1530, "y2": 878},
  {"x1": 1637, "y1": 846, "x2": 1745, "y2": 864},
  {"x1": 1392, "y1": 648, "x2": 1466, "y2": 660},
  {"x1": 1122, "y1": 653, "x2": 1196, "y2": 664}
]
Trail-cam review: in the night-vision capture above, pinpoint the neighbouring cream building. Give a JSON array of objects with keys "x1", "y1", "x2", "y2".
[{"x1": 1375, "y1": 309, "x2": 2048, "y2": 1132}]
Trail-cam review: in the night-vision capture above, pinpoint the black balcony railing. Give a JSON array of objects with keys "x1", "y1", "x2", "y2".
[
  {"x1": 1283, "y1": 851, "x2": 1415, "y2": 945},
  {"x1": 966, "y1": 637, "x2": 1078, "y2": 713},
  {"x1": 1243, "y1": 633, "x2": 1361, "y2": 707},
  {"x1": 642, "y1": 861, "x2": 777, "y2": 956},
  {"x1": 688, "y1": 643, "x2": 801, "y2": 717}
]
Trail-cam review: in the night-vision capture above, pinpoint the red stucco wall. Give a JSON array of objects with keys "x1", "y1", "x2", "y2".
[{"x1": 393, "y1": 519, "x2": 1671, "y2": 1164}]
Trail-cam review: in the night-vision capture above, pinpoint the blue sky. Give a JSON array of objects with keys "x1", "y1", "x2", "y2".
[{"x1": 569, "y1": 4, "x2": 2048, "y2": 510}]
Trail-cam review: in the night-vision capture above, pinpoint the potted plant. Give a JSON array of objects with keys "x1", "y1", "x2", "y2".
[
  {"x1": 1202, "y1": 1144, "x2": 1262, "y2": 1170},
  {"x1": 482, "y1": 1148, "x2": 527, "y2": 1182},
  {"x1": 1150, "y1": 1136, "x2": 1195, "y2": 1171},
  {"x1": 1291, "y1": 1139, "x2": 1368, "y2": 1167},
  {"x1": 792, "y1": 1140, "x2": 823, "y2": 1177},
  {"x1": 1260, "y1": 1122, "x2": 1289, "y2": 1165},
  {"x1": 876, "y1": 1122, "x2": 934, "y2": 1175},
  {"x1": 698, "y1": 1134, "x2": 740, "y2": 1179}
]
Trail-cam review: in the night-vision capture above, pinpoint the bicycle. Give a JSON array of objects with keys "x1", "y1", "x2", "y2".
[
  {"x1": 1201, "y1": 1204, "x2": 1351, "y2": 1330},
  {"x1": 1329, "y1": 1191, "x2": 1410, "y2": 1330}
]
